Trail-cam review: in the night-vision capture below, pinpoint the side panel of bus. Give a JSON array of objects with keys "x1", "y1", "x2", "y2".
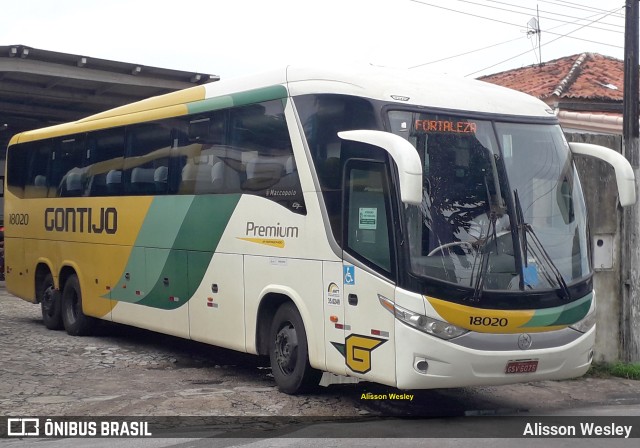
[{"x1": 189, "y1": 253, "x2": 246, "y2": 352}]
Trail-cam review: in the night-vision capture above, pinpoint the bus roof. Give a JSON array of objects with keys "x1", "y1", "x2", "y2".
[
  {"x1": 283, "y1": 65, "x2": 555, "y2": 119},
  {"x1": 9, "y1": 65, "x2": 555, "y2": 145}
]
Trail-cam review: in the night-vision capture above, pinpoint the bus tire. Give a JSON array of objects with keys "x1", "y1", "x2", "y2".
[
  {"x1": 40, "y1": 273, "x2": 63, "y2": 330},
  {"x1": 269, "y1": 302, "x2": 321, "y2": 394},
  {"x1": 61, "y1": 274, "x2": 95, "y2": 336}
]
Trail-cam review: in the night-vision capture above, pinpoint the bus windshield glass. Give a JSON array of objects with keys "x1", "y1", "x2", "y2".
[{"x1": 388, "y1": 111, "x2": 590, "y2": 292}]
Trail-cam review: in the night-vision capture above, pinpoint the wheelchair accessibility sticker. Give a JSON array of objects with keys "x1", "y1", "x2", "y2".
[{"x1": 344, "y1": 265, "x2": 355, "y2": 285}]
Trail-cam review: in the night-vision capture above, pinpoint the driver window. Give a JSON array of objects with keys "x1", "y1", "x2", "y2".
[{"x1": 345, "y1": 162, "x2": 394, "y2": 275}]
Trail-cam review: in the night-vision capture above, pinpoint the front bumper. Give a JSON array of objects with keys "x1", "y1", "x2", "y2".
[{"x1": 395, "y1": 319, "x2": 594, "y2": 389}]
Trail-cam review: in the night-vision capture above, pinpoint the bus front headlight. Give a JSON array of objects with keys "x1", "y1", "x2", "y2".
[
  {"x1": 569, "y1": 306, "x2": 596, "y2": 333},
  {"x1": 378, "y1": 295, "x2": 468, "y2": 340}
]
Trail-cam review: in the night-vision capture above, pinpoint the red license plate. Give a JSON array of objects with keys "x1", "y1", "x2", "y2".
[{"x1": 505, "y1": 360, "x2": 538, "y2": 374}]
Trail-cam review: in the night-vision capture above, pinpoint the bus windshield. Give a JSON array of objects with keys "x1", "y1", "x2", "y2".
[{"x1": 388, "y1": 111, "x2": 590, "y2": 293}]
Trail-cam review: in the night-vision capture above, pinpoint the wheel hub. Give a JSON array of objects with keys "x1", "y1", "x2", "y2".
[
  {"x1": 275, "y1": 324, "x2": 298, "y2": 374},
  {"x1": 42, "y1": 286, "x2": 55, "y2": 316}
]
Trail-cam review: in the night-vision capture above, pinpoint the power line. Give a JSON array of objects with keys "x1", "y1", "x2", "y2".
[
  {"x1": 408, "y1": 0, "x2": 526, "y2": 30},
  {"x1": 409, "y1": 0, "x2": 623, "y2": 49},
  {"x1": 465, "y1": 5, "x2": 625, "y2": 77},
  {"x1": 408, "y1": 3, "x2": 620, "y2": 70},
  {"x1": 452, "y1": 0, "x2": 623, "y2": 33},
  {"x1": 408, "y1": 36, "x2": 525, "y2": 69},
  {"x1": 477, "y1": 0, "x2": 624, "y2": 31},
  {"x1": 539, "y1": 0, "x2": 625, "y2": 18}
]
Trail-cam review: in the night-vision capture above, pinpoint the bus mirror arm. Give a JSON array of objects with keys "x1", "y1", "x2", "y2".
[
  {"x1": 338, "y1": 130, "x2": 423, "y2": 205},
  {"x1": 569, "y1": 142, "x2": 636, "y2": 207}
]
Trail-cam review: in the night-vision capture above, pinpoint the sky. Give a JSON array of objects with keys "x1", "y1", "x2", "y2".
[{"x1": 0, "y1": 0, "x2": 629, "y2": 80}]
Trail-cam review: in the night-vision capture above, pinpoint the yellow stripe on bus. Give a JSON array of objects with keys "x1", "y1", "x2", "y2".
[{"x1": 426, "y1": 296, "x2": 565, "y2": 334}]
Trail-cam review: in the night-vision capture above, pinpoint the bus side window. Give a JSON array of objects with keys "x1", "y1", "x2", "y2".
[
  {"x1": 54, "y1": 136, "x2": 86, "y2": 198},
  {"x1": 180, "y1": 111, "x2": 234, "y2": 195},
  {"x1": 22, "y1": 141, "x2": 53, "y2": 199},
  {"x1": 124, "y1": 123, "x2": 172, "y2": 196},
  {"x1": 85, "y1": 128, "x2": 125, "y2": 197},
  {"x1": 228, "y1": 100, "x2": 304, "y2": 212}
]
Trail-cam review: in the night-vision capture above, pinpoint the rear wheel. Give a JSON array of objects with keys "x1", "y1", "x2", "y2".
[
  {"x1": 61, "y1": 274, "x2": 95, "y2": 336},
  {"x1": 269, "y1": 303, "x2": 321, "y2": 394},
  {"x1": 40, "y1": 273, "x2": 63, "y2": 330}
]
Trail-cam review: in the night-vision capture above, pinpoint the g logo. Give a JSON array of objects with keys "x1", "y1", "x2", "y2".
[{"x1": 332, "y1": 334, "x2": 386, "y2": 374}]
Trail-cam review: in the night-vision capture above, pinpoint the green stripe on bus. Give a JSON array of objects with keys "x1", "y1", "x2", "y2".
[
  {"x1": 187, "y1": 85, "x2": 288, "y2": 115},
  {"x1": 111, "y1": 194, "x2": 241, "y2": 309},
  {"x1": 523, "y1": 293, "x2": 592, "y2": 328}
]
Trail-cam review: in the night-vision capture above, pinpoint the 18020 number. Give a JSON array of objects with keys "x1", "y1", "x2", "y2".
[
  {"x1": 469, "y1": 316, "x2": 508, "y2": 327},
  {"x1": 8, "y1": 213, "x2": 29, "y2": 226}
]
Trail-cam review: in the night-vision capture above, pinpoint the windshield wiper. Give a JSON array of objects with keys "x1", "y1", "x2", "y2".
[
  {"x1": 470, "y1": 176, "x2": 505, "y2": 301},
  {"x1": 471, "y1": 210, "x2": 499, "y2": 301},
  {"x1": 513, "y1": 189, "x2": 570, "y2": 300},
  {"x1": 514, "y1": 190, "x2": 528, "y2": 290}
]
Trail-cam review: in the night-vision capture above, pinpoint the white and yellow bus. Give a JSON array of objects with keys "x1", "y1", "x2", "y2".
[{"x1": 4, "y1": 66, "x2": 635, "y2": 394}]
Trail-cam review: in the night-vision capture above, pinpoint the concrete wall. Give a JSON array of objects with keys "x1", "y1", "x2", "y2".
[{"x1": 567, "y1": 132, "x2": 623, "y2": 362}]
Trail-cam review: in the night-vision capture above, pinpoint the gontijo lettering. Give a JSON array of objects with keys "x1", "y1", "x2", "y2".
[{"x1": 44, "y1": 207, "x2": 117, "y2": 234}]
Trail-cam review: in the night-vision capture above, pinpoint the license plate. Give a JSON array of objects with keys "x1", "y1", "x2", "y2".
[{"x1": 505, "y1": 359, "x2": 538, "y2": 374}]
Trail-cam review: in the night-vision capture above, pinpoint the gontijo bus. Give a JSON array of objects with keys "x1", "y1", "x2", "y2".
[{"x1": 4, "y1": 66, "x2": 635, "y2": 394}]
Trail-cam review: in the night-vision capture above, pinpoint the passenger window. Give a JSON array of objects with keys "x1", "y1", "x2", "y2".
[
  {"x1": 54, "y1": 136, "x2": 85, "y2": 198},
  {"x1": 124, "y1": 123, "x2": 172, "y2": 196},
  {"x1": 85, "y1": 128, "x2": 125, "y2": 196},
  {"x1": 180, "y1": 110, "x2": 238, "y2": 195},
  {"x1": 177, "y1": 100, "x2": 305, "y2": 213},
  {"x1": 229, "y1": 100, "x2": 305, "y2": 213},
  {"x1": 15, "y1": 141, "x2": 53, "y2": 198}
]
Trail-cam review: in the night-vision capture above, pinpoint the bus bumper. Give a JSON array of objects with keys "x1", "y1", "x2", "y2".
[{"x1": 395, "y1": 320, "x2": 594, "y2": 390}]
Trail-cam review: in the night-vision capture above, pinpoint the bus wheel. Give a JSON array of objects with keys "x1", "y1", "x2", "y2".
[
  {"x1": 40, "y1": 273, "x2": 63, "y2": 330},
  {"x1": 61, "y1": 274, "x2": 95, "y2": 336},
  {"x1": 269, "y1": 303, "x2": 321, "y2": 394}
]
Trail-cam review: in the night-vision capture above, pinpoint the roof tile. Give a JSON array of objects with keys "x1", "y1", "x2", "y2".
[{"x1": 478, "y1": 53, "x2": 625, "y2": 102}]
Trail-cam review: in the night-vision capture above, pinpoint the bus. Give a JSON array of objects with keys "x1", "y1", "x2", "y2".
[{"x1": 4, "y1": 65, "x2": 635, "y2": 394}]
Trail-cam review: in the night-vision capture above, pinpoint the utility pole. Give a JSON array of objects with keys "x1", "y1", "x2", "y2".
[{"x1": 622, "y1": 0, "x2": 640, "y2": 362}]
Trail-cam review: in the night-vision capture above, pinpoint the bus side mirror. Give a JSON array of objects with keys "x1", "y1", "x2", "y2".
[
  {"x1": 569, "y1": 142, "x2": 636, "y2": 207},
  {"x1": 338, "y1": 130, "x2": 423, "y2": 205}
]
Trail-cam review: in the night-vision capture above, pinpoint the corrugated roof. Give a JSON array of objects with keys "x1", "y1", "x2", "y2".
[{"x1": 478, "y1": 53, "x2": 624, "y2": 102}]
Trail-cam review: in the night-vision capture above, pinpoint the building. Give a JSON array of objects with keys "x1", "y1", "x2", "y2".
[
  {"x1": 479, "y1": 52, "x2": 624, "y2": 134},
  {"x1": 0, "y1": 44, "x2": 219, "y2": 222}
]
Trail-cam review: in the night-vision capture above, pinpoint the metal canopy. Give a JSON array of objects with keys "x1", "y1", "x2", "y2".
[{"x1": 0, "y1": 44, "x2": 219, "y2": 153}]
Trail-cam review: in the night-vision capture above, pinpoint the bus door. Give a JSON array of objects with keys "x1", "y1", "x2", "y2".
[{"x1": 340, "y1": 160, "x2": 397, "y2": 386}]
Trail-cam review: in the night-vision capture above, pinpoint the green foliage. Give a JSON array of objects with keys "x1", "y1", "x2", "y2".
[{"x1": 587, "y1": 362, "x2": 640, "y2": 380}]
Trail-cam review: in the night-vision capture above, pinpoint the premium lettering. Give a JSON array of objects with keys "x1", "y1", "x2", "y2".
[
  {"x1": 44, "y1": 207, "x2": 117, "y2": 234},
  {"x1": 246, "y1": 221, "x2": 299, "y2": 238}
]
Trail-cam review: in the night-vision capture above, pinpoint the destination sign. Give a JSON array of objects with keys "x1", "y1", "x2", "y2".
[{"x1": 414, "y1": 119, "x2": 477, "y2": 134}]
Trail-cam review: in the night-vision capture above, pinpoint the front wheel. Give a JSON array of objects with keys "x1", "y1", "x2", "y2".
[
  {"x1": 269, "y1": 303, "x2": 321, "y2": 394},
  {"x1": 40, "y1": 273, "x2": 63, "y2": 330},
  {"x1": 61, "y1": 274, "x2": 95, "y2": 336}
]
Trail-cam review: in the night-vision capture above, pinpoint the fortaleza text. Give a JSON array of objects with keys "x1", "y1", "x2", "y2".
[
  {"x1": 361, "y1": 392, "x2": 414, "y2": 401},
  {"x1": 523, "y1": 422, "x2": 632, "y2": 438}
]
